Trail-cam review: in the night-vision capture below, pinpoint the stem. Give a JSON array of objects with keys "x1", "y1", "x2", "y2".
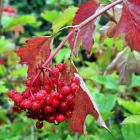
[
  {"x1": 77, "y1": 0, "x2": 122, "y2": 29},
  {"x1": 32, "y1": 31, "x2": 74, "y2": 85},
  {"x1": 32, "y1": 0, "x2": 123, "y2": 84},
  {"x1": 42, "y1": 31, "x2": 74, "y2": 68}
]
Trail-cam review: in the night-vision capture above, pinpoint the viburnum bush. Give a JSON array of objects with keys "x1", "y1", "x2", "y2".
[{"x1": 7, "y1": 0, "x2": 140, "y2": 135}]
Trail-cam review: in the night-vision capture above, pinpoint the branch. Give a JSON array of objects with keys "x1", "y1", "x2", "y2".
[
  {"x1": 32, "y1": 0, "x2": 123, "y2": 85},
  {"x1": 77, "y1": 0, "x2": 122, "y2": 29}
]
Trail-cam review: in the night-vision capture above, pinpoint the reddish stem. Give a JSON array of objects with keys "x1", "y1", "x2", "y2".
[{"x1": 32, "y1": 0, "x2": 123, "y2": 85}]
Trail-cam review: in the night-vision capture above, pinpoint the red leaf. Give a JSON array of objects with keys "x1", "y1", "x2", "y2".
[
  {"x1": 17, "y1": 36, "x2": 52, "y2": 78},
  {"x1": 65, "y1": 63, "x2": 107, "y2": 133},
  {"x1": 115, "y1": 0, "x2": 140, "y2": 51},
  {"x1": 69, "y1": 0, "x2": 100, "y2": 55}
]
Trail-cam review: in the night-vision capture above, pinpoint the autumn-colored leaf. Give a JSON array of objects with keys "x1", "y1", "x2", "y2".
[
  {"x1": 10, "y1": 25, "x2": 24, "y2": 39},
  {"x1": 17, "y1": 36, "x2": 52, "y2": 78},
  {"x1": 105, "y1": 47, "x2": 140, "y2": 85},
  {"x1": 100, "y1": 22, "x2": 116, "y2": 41},
  {"x1": 115, "y1": 0, "x2": 140, "y2": 51},
  {"x1": 65, "y1": 62, "x2": 107, "y2": 133},
  {"x1": 69, "y1": 0, "x2": 100, "y2": 55}
]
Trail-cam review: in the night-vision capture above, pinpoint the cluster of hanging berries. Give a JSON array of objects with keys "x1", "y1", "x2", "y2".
[{"x1": 8, "y1": 63, "x2": 80, "y2": 129}]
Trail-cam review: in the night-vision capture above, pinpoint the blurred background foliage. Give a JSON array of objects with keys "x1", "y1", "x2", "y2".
[{"x1": 0, "y1": 0, "x2": 140, "y2": 140}]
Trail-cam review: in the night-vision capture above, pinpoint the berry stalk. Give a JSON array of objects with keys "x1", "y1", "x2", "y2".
[{"x1": 32, "y1": 0, "x2": 123, "y2": 85}]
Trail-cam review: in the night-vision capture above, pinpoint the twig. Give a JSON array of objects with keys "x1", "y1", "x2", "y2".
[{"x1": 32, "y1": 0, "x2": 123, "y2": 85}]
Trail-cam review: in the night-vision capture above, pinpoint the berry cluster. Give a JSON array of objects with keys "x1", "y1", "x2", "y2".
[{"x1": 8, "y1": 63, "x2": 80, "y2": 129}]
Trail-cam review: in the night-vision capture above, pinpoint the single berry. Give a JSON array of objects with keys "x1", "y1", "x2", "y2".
[
  {"x1": 61, "y1": 86, "x2": 71, "y2": 96},
  {"x1": 56, "y1": 64, "x2": 65, "y2": 72},
  {"x1": 51, "y1": 99, "x2": 60, "y2": 108},
  {"x1": 56, "y1": 114, "x2": 65, "y2": 123},
  {"x1": 46, "y1": 96, "x2": 53, "y2": 105},
  {"x1": 71, "y1": 83, "x2": 79, "y2": 93},
  {"x1": 65, "y1": 110, "x2": 73, "y2": 118},
  {"x1": 48, "y1": 116, "x2": 55, "y2": 123},
  {"x1": 44, "y1": 106, "x2": 53, "y2": 113},
  {"x1": 8, "y1": 90, "x2": 15, "y2": 98},
  {"x1": 32, "y1": 101, "x2": 40, "y2": 110},
  {"x1": 72, "y1": 77, "x2": 80, "y2": 85},
  {"x1": 36, "y1": 121, "x2": 43, "y2": 129},
  {"x1": 13, "y1": 94, "x2": 23, "y2": 103},
  {"x1": 26, "y1": 79, "x2": 32, "y2": 87},
  {"x1": 66, "y1": 94, "x2": 75, "y2": 106},
  {"x1": 50, "y1": 68, "x2": 60, "y2": 78},
  {"x1": 60, "y1": 102, "x2": 69, "y2": 112}
]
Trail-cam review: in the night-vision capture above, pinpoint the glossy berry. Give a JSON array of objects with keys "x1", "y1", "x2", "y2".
[
  {"x1": 36, "y1": 121, "x2": 43, "y2": 129},
  {"x1": 44, "y1": 106, "x2": 53, "y2": 113},
  {"x1": 26, "y1": 79, "x2": 32, "y2": 87},
  {"x1": 72, "y1": 77, "x2": 80, "y2": 85},
  {"x1": 8, "y1": 90, "x2": 15, "y2": 98},
  {"x1": 8, "y1": 63, "x2": 80, "y2": 129},
  {"x1": 61, "y1": 86, "x2": 71, "y2": 96},
  {"x1": 13, "y1": 94, "x2": 23, "y2": 103},
  {"x1": 71, "y1": 83, "x2": 79, "y2": 92},
  {"x1": 52, "y1": 99, "x2": 60, "y2": 107},
  {"x1": 56, "y1": 114, "x2": 65, "y2": 123},
  {"x1": 60, "y1": 102, "x2": 69, "y2": 111},
  {"x1": 56, "y1": 64, "x2": 65, "y2": 72}
]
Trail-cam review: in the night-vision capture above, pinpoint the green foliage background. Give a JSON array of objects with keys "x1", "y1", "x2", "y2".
[{"x1": 0, "y1": 0, "x2": 140, "y2": 140}]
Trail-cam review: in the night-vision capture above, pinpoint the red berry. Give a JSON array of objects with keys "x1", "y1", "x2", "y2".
[
  {"x1": 65, "y1": 110, "x2": 73, "y2": 118},
  {"x1": 24, "y1": 100, "x2": 32, "y2": 109},
  {"x1": 22, "y1": 91, "x2": 30, "y2": 99},
  {"x1": 44, "y1": 106, "x2": 53, "y2": 113},
  {"x1": 72, "y1": 77, "x2": 80, "y2": 85},
  {"x1": 46, "y1": 96, "x2": 53, "y2": 105},
  {"x1": 45, "y1": 85, "x2": 52, "y2": 93},
  {"x1": 56, "y1": 64, "x2": 65, "y2": 72},
  {"x1": 50, "y1": 68, "x2": 60, "y2": 78},
  {"x1": 71, "y1": 83, "x2": 79, "y2": 93},
  {"x1": 36, "y1": 121, "x2": 43, "y2": 129},
  {"x1": 36, "y1": 91, "x2": 45, "y2": 100},
  {"x1": 8, "y1": 90, "x2": 15, "y2": 98},
  {"x1": 51, "y1": 91, "x2": 59, "y2": 99},
  {"x1": 13, "y1": 94, "x2": 23, "y2": 103},
  {"x1": 32, "y1": 102, "x2": 40, "y2": 110},
  {"x1": 58, "y1": 80, "x2": 65, "y2": 88},
  {"x1": 48, "y1": 116, "x2": 55, "y2": 123},
  {"x1": 59, "y1": 94, "x2": 65, "y2": 101},
  {"x1": 26, "y1": 79, "x2": 32, "y2": 87},
  {"x1": 56, "y1": 114, "x2": 65, "y2": 123},
  {"x1": 66, "y1": 94, "x2": 75, "y2": 106},
  {"x1": 60, "y1": 102, "x2": 69, "y2": 112},
  {"x1": 61, "y1": 86, "x2": 71, "y2": 96},
  {"x1": 51, "y1": 99, "x2": 60, "y2": 108}
]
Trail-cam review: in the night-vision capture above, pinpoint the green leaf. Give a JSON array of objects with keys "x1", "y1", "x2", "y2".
[
  {"x1": 118, "y1": 98, "x2": 140, "y2": 114},
  {"x1": 4, "y1": 15, "x2": 38, "y2": 30},
  {"x1": 130, "y1": 74, "x2": 140, "y2": 88},
  {"x1": 55, "y1": 47, "x2": 70, "y2": 63},
  {"x1": 0, "y1": 65, "x2": 7, "y2": 77},
  {"x1": 92, "y1": 93, "x2": 117, "y2": 119},
  {"x1": 122, "y1": 115, "x2": 140, "y2": 125},
  {"x1": 41, "y1": 10, "x2": 61, "y2": 23},
  {"x1": 66, "y1": 135, "x2": 73, "y2": 140},
  {"x1": 121, "y1": 115, "x2": 140, "y2": 140},
  {"x1": 52, "y1": 6, "x2": 78, "y2": 32}
]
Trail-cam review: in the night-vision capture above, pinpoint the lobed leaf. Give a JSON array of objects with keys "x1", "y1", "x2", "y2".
[
  {"x1": 65, "y1": 63, "x2": 108, "y2": 133},
  {"x1": 17, "y1": 36, "x2": 52, "y2": 78},
  {"x1": 115, "y1": 0, "x2": 140, "y2": 51},
  {"x1": 69, "y1": 0, "x2": 100, "y2": 55}
]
